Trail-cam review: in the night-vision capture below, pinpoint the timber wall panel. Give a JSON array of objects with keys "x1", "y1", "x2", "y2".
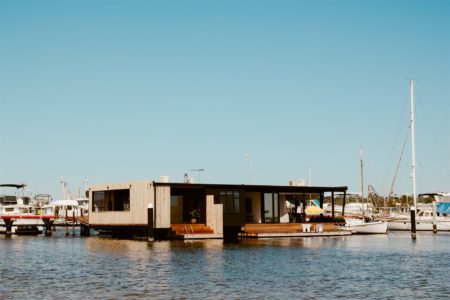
[
  {"x1": 155, "y1": 186, "x2": 170, "y2": 228},
  {"x1": 89, "y1": 181, "x2": 153, "y2": 226}
]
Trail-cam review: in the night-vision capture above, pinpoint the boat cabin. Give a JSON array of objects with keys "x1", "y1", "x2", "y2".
[{"x1": 0, "y1": 184, "x2": 31, "y2": 206}]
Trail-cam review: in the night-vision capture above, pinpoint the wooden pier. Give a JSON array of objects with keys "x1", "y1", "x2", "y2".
[
  {"x1": 0, "y1": 214, "x2": 91, "y2": 237},
  {"x1": 0, "y1": 215, "x2": 55, "y2": 236}
]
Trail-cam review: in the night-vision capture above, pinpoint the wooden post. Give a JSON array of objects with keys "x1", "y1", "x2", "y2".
[
  {"x1": 410, "y1": 206, "x2": 416, "y2": 240},
  {"x1": 72, "y1": 211, "x2": 76, "y2": 237},
  {"x1": 147, "y1": 203, "x2": 154, "y2": 242},
  {"x1": 432, "y1": 200, "x2": 437, "y2": 233},
  {"x1": 4, "y1": 218, "x2": 13, "y2": 236},
  {"x1": 43, "y1": 218, "x2": 53, "y2": 236},
  {"x1": 65, "y1": 209, "x2": 69, "y2": 236}
]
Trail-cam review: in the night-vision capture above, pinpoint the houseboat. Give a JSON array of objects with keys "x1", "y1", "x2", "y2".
[{"x1": 87, "y1": 178, "x2": 349, "y2": 240}]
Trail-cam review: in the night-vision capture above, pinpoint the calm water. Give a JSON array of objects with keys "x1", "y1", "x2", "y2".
[{"x1": 1, "y1": 231, "x2": 449, "y2": 299}]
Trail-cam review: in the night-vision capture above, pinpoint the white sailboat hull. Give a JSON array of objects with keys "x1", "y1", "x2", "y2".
[
  {"x1": 344, "y1": 219, "x2": 388, "y2": 234},
  {"x1": 388, "y1": 218, "x2": 450, "y2": 231}
]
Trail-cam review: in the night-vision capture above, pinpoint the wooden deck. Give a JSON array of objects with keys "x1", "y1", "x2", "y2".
[
  {"x1": 169, "y1": 223, "x2": 222, "y2": 240},
  {"x1": 239, "y1": 222, "x2": 350, "y2": 238},
  {"x1": 76, "y1": 215, "x2": 89, "y2": 226}
]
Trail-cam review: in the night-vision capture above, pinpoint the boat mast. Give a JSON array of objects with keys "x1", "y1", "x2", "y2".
[
  {"x1": 410, "y1": 80, "x2": 417, "y2": 209},
  {"x1": 360, "y1": 146, "x2": 364, "y2": 217}
]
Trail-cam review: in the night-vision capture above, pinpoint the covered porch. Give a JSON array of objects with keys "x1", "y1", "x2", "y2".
[
  {"x1": 241, "y1": 186, "x2": 348, "y2": 224},
  {"x1": 155, "y1": 182, "x2": 347, "y2": 240},
  {"x1": 168, "y1": 185, "x2": 223, "y2": 239}
]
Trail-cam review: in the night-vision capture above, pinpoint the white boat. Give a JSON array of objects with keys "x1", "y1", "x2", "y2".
[
  {"x1": 74, "y1": 196, "x2": 89, "y2": 216},
  {"x1": 41, "y1": 177, "x2": 89, "y2": 224},
  {"x1": 385, "y1": 81, "x2": 449, "y2": 232},
  {"x1": 387, "y1": 208, "x2": 450, "y2": 231},
  {"x1": 1, "y1": 184, "x2": 32, "y2": 206},
  {"x1": 42, "y1": 199, "x2": 81, "y2": 224},
  {"x1": 62, "y1": 177, "x2": 89, "y2": 216},
  {"x1": 0, "y1": 204, "x2": 44, "y2": 234},
  {"x1": 0, "y1": 203, "x2": 35, "y2": 215},
  {"x1": 0, "y1": 184, "x2": 43, "y2": 234},
  {"x1": 344, "y1": 217, "x2": 388, "y2": 234},
  {"x1": 344, "y1": 147, "x2": 388, "y2": 234}
]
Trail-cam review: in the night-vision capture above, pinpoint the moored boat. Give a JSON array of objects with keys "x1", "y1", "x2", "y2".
[
  {"x1": 387, "y1": 209, "x2": 450, "y2": 231},
  {"x1": 42, "y1": 199, "x2": 81, "y2": 224},
  {"x1": 343, "y1": 147, "x2": 387, "y2": 234},
  {"x1": 0, "y1": 184, "x2": 44, "y2": 234},
  {"x1": 344, "y1": 217, "x2": 388, "y2": 234}
]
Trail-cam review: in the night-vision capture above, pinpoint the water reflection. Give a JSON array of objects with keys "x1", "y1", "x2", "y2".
[{"x1": 1, "y1": 232, "x2": 449, "y2": 299}]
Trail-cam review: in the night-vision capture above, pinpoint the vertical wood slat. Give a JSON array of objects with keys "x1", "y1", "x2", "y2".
[{"x1": 155, "y1": 186, "x2": 170, "y2": 228}]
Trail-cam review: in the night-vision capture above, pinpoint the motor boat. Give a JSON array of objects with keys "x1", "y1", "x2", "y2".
[
  {"x1": 0, "y1": 184, "x2": 43, "y2": 234},
  {"x1": 42, "y1": 199, "x2": 81, "y2": 224}
]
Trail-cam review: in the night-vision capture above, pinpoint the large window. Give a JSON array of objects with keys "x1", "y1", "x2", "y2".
[
  {"x1": 93, "y1": 189, "x2": 130, "y2": 212},
  {"x1": 263, "y1": 193, "x2": 279, "y2": 223},
  {"x1": 220, "y1": 191, "x2": 240, "y2": 213}
]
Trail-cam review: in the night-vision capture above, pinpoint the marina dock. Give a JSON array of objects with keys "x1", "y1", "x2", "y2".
[{"x1": 0, "y1": 214, "x2": 91, "y2": 236}]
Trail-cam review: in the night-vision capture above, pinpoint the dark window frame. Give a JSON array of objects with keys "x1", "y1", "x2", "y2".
[
  {"x1": 92, "y1": 189, "x2": 130, "y2": 212},
  {"x1": 219, "y1": 191, "x2": 240, "y2": 213},
  {"x1": 262, "y1": 192, "x2": 280, "y2": 223}
]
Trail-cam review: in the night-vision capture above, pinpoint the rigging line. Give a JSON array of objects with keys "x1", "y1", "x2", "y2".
[
  {"x1": 415, "y1": 85, "x2": 450, "y2": 180},
  {"x1": 381, "y1": 86, "x2": 410, "y2": 194},
  {"x1": 437, "y1": 99, "x2": 450, "y2": 131},
  {"x1": 387, "y1": 132, "x2": 409, "y2": 200},
  {"x1": 418, "y1": 162, "x2": 435, "y2": 193},
  {"x1": 364, "y1": 150, "x2": 383, "y2": 195}
]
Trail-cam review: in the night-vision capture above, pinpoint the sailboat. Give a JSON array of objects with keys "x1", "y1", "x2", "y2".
[
  {"x1": 344, "y1": 147, "x2": 388, "y2": 234},
  {"x1": 387, "y1": 80, "x2": 450, "y2": 231}
]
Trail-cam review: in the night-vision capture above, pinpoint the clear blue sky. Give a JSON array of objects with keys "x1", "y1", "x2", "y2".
[{"x1": 1, "y1": 0, "x2": 449, "y2": 198}]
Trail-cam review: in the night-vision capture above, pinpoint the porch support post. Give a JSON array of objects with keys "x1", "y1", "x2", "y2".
[
  {"x1": 319, "y1": 192, "x2": 324, "y2": 209},
  {"x1": 302, "y1": 192, "x2": 306, "y2": 222},
  {"x1": 302, "y1": 192, "x2": 306, "y2": 210},
  {"x1": 331, "y1": 191, "x2": 335, "y2": 220},
  {"x1": 342, "y1": 191, "x2": 347, "y2": 217}
]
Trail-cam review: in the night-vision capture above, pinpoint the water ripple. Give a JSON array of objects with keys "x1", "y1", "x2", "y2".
[{"x1": 1, "y1": 231, "x2": 449, "y2": 299}]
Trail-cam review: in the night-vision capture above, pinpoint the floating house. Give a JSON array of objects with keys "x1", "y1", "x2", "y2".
[{"x1": 88, "y1": 179, "x2": 348, "y2": 239}]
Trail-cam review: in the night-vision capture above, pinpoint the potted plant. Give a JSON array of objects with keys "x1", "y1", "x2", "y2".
[{"x1": 188, "y1": 208, "x2": 200, "y2": 224}]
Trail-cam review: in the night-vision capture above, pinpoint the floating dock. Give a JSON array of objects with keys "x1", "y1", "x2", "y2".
[{"x1": 238, "y1": 222, "x2": 351, "y2": 238}]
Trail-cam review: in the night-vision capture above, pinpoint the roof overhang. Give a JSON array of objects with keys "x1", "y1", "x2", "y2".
[
  {"x1": 153, "y1": 182, "x2": 347, "y2": 193},
  {"x1": 0, "y1": 184, "x2": 26, "y2": 189}
]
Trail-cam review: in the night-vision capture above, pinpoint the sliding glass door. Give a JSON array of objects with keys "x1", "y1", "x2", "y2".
[{"x1": 263, "y1": 193, "x2": 279, "y2": 223}]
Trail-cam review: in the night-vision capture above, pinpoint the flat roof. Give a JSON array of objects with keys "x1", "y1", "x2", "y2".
[
  {"x1": 0, "y1": 184, "x2": 26, "y2": 189},
  {"x1": 153, "y1": 182, "x2": 347, "y2": 193}
]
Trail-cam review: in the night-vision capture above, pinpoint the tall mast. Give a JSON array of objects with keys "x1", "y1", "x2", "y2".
[
  {"x1": 360, "y1": 146, "x2": 364, "y2": 216},
  {"x1": 308, "y1": 165, "x2": 312, "y2": 186},
  {"x1": 410, "y1": 80, "x2": 417, "y2": 209}
]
